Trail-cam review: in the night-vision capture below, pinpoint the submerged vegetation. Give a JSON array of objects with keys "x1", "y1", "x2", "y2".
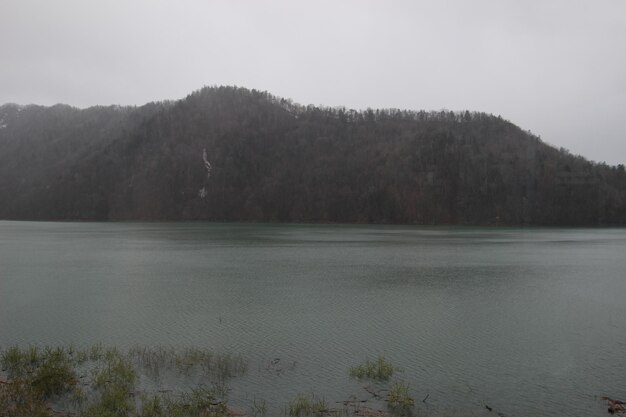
[
  {"x1": 0, "y1": 345, "x2": 246, "y2": 417},
  {"x1": 11, "y1": 346, "x2": 588, "y2": 417},
  {"x1": 286, "y1": 393, "x2": 328, "y2": 417},
  {"x1": 0, "y1": 346, "x2": 76, "y2": 416},
  {"x1": 0, "y1": 346, "x2": 423, "y2": 417},
  {"x1": 387, "y1": 382, "x2": 415, "y2": 415},
  {"x1": 349, "y1": 356, "x2": 395, "y2": 381},
  {"x1": 128, "y1": 346, "x2": 247, "y2": 380}
]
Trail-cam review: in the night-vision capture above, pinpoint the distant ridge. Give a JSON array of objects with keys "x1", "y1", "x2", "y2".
[{"x1": 0, "y1": 86, "x2": 624, "y2": 225}]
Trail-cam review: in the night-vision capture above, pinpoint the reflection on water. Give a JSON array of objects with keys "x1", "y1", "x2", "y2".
[{"x1": 1, "y1": 222, "x2": 626, "y2": 416}]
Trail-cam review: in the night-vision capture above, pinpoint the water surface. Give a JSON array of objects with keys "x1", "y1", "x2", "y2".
[{"x1": 1, "y1": 222, "x2": 625, "y2": 416}]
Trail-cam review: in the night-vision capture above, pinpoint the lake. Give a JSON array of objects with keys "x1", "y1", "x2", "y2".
[{"x1": 1, "y1": 221, "x2": 625, "y2": 416}]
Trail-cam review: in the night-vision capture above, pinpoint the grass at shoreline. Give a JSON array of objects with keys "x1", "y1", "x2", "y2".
[
  {"x1": 0, "y1": 346, "x2": 422, "y2": 417},
  {"x1": 0, "y1": 345, "x2": 246, "y2": 417}
]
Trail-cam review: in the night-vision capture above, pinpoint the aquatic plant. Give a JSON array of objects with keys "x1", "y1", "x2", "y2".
[
  {"x1": 0, "y1": 344, "x2": 246, "y2": 417},
  {"x1": 251, "y1": 397, "x2": 268, "y2": 417},
  {"x1": 349, "y1": 356, "x2": 394, "y2": 381},
  {"x1": 85, "y1": 348, "x2": 137, "y2": 417},
  {"x1": 128, "y1": 345, "x2": 176, "y2": 378},
  {"x1": 1, "y1": 345, "x2": 76, "y2": 399},
  {"x1": 211, "y1": 351, "x2": 248, "y2": 380},
  {"x1": 0, "y1": 346, "x2": 81, "y2": 417},
  {"x1": 0, "y1": 376, "x2": 51, "y2": 417},
  {"x1": 386, "y1": 382, "x2": 414, "y2": 414},
  {"x1": 175, "y1": 347, "x2": 207, "y2": 374},
  {"x1": 135, "y1": 387, "x2": 231, "y2": 417},
  {"x1": 1, "y1": 346, "x2": 26, "y2": 376},
  {"x1": 128, "y1": 346, "x2": 248, "y2": 381},
  {"x1": 286, "y1": 393, "x2": 328, "y2": 417},
  {"x1": 164, "y1": 386, "x2": 229, "y2": 417},
  {"x1": 88, "y1": 343, "x2": 106, "y2": 361},
  {"x1": 137, "y1": 394, "x2": 167, "y2": 417},
  {"x1": 30, "y1": 346, "x2": 75, "y2": 398},
  {"x1": 1, "y1": 345, "x2": 41, "y2": 377}
]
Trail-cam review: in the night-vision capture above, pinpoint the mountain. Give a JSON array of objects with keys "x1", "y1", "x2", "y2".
[{"x1": 0, "y1": 86, "x2": 624, "y2": 225}]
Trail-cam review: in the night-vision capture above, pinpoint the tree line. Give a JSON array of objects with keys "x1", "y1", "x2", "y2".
[{"x1": 0, "y1": 86, "x2": 624, "y2": 225}]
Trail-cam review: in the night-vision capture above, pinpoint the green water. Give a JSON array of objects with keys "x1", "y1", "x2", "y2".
[{"x1": 1, "y1": 221, "x2": 625, "y2": 416}]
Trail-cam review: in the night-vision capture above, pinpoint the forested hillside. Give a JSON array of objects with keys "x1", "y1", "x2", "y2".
[{"x1": 0, "y1": 86, "x2": 624, "y2": 225}]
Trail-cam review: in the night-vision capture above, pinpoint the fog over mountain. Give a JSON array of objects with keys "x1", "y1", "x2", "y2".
[
  {"x1": 0, "y1": 86, "x2": 624, "y2": 225},
  {"x1": 1, "y1": 1, "x2": 625, "y2": 165}
]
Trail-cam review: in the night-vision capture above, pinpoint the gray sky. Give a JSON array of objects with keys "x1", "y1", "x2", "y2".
[{"x1": 1, "y1": 0, "x2": 625, "y2": 165}]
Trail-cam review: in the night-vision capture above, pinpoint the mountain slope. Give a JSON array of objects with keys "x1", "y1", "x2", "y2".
[{"x1": 1, "y1": 86, "x2": 624, "y2": 225}]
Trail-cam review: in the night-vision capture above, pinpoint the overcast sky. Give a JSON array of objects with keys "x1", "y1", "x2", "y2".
[{"x1": 1, "y1": 0, "x2": 624, "y2": 164}]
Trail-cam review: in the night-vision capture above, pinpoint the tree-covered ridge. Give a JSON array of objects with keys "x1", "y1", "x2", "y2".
[{"x1": 0, "y1": 86, "x2": 624, "y2": 225}]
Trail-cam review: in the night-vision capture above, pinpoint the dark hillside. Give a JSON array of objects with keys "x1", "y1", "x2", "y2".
[{"x1": 1, "y1": 86, "x2": 624, "y2": 225}]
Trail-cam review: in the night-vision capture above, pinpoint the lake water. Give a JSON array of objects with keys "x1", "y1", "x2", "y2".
[{"x1": 1, "y1": 221, "x2": 625, "y2": 416}]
